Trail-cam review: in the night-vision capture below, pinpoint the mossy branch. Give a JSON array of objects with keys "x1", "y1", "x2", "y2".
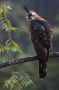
[{"x1": 0, "y1": 51, "x2": 59, "y2": 68}]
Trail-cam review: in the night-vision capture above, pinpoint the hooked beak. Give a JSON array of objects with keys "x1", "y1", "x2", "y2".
[
  {"x1": 24, "y1": 6, "x2": 29, "y2": 13},
  {"x1": 24, "y1": 6, "x2": 32, "y2": 19}
]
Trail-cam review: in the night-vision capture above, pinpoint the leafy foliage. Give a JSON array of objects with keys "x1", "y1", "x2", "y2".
[
  {"x1": 0, "y1": 40, "x2": 23, "y2": 53},
  {"x1": 0, "y1": 5, "x2": 12, "y2": 15},
  {"x1": 3, "y1": 19, "x2": 17, "y2": 31},
  {"x1": 0, "y1": 5, "x2": 22, "y2": 55},
  {"x1": 5, "y1": 40, "x2": 23, "y2": 53},
  {"x1": 0, "y1": 4, "x2": 33, "y2": 90},
  {"x1": 0, "y1": 5, "x2": 17, "y2": 31},
  {"x1": 4, "y1": 72, "x2": 33, "y2": 90}
]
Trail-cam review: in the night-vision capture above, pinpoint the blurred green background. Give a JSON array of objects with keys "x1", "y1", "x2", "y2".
[{"x1": 0, "y1": 0, "x2": 59, "y2": 90}]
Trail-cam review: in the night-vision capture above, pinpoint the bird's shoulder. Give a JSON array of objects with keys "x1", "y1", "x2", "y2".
[{"x1": 31, "y1": 19, "x2": 45, "y2": 31}]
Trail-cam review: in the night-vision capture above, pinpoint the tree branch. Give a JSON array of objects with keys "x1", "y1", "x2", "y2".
[{"x1": 0, "y1": 51, "x2": 59, "y2": 68}]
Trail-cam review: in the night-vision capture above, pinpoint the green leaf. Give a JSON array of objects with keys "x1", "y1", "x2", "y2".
[
  {"x1": 0, "y1": 40, "x2": 23, "y2": 54},
  {"x1": 5, "y1": 40, "x2": 23, "y2": 53},
  {"x1": 0, "y1": 5, "x2": 17, "y2": 31},
  {"x1": 0, "y1": 5, "x2": 12, "y2": 15},
  {"x1": 3, "y1": 19, "x2": 17, "y2": 31},
  {"x1": 10, "y1": 26, "x2": 18, "y2": 31},
  {"x1": 4, "y1": 72, "x2": 33, "y2": 90},
  {"x1": 0, "y1": 45, "x2": 9, "y2": 53},
  {"x1": 0, "y1": 5, "x2": 23, "y2": 59},
  {"x1": 6, "y1": 6, "x2": 12, "y2": 10}
]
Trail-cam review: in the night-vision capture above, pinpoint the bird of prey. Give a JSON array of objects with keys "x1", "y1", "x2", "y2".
[{"x1": 24, "y1": 7, "x2": 52, "y2": 78}]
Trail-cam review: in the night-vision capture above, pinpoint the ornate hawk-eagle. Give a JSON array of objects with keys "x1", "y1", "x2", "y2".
[{"x1": 24, "y1": 7, "x2": 52, "y2": 78}]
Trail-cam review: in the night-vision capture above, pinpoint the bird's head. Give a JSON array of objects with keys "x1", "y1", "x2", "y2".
[
  {"x1": 24, "y1": 6, "x2": 44, "y2": 23},
  {"x1": 26, "y1": 11, "x2": 39, "y2": 22}
]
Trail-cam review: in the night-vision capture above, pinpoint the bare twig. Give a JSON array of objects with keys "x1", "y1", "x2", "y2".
[{"x1": 0, "y1": 51, "x2": 59, "y2": 68}]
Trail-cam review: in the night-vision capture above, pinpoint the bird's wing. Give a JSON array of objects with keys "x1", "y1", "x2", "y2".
[
  {"x1": 30, "y1": 20, "x2": 49, "y2": 78},
  {"x1": 31, "y1": 20, "x2": 49, "y2": 49},
  {"x1": 41, "y1": 20, "x2": 52, "y2": 49}
]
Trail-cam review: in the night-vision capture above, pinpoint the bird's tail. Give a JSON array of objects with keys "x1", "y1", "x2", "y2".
[
  {"x1": 47, "y1": 49, "x2": 50, "y2": 61},
  {"x1": 39, "y1": 61, "x2": 47, "y2": 78},
  {"x1": 39, "y1": 50, "x2": 49, "y2": 78}
]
